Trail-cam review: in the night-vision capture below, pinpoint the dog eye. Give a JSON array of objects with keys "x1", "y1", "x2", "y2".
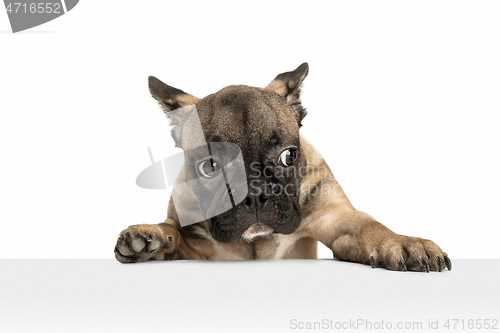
[
  {"x1": 198, "y1": 159, "x2": 221, "y2": 178},
  {"x1": 278, "y1": 148, "x2": 298, "y2": 167}
]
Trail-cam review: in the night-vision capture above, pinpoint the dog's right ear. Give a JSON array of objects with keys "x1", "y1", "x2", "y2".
[
  {"x1": 148, "y1": 76, "x2": 199, "y2": 112},
  {"x1": 148, "y1": 76, "x2": 200, "y2": 148}
]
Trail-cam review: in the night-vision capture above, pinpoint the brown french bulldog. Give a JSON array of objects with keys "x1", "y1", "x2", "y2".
[{"x1": 114, "y1": 63, "x2": 451, "y2": 272}]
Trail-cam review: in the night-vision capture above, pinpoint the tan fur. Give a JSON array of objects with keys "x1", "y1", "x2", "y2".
[
  {"x1": 265, "y1": 79, "x2": 288, "y2": 97},
  {"x1": 175, "y1": 94, "x2": 200, "y2": 106}
]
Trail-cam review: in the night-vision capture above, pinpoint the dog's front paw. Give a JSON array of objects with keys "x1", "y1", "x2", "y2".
[
  {"x1": 114, "y1": 224, "x2": 175, "y2": 263},
  {"x1": 366, "y1": 235, "x2": 451, "y2": 272}
]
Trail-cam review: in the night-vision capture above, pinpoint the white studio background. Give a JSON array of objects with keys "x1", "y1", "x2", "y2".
[{"x1": 0, "y1": 0, "x2": 499, "y2": 259}]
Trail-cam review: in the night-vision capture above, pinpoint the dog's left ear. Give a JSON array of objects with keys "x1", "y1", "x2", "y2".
[{"x1": 265, "y1": 62, "x2": 309, "y2": 126}]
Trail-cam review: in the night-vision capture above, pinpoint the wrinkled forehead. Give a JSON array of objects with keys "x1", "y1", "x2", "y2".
[{"x1": 183, "y1": 85, "x2": 299, "y2": 154}]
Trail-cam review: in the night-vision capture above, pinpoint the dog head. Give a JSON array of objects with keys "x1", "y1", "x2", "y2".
[{"x1": 149, "y1": 63, "x2": 309, "y2": 243}]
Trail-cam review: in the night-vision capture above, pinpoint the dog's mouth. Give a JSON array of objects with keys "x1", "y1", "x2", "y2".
[{"x1": 241, "y1": 223, "x2": 274, "y2": 242}]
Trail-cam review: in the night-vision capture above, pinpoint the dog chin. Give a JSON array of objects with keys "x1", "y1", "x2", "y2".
[{"x1": 241, "y1": 223, "x2": 274, "y2": 242}]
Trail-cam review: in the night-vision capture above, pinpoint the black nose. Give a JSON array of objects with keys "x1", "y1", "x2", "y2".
[{"x1": 243, "y1": 193, "x2": 269, "y2": 212}]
